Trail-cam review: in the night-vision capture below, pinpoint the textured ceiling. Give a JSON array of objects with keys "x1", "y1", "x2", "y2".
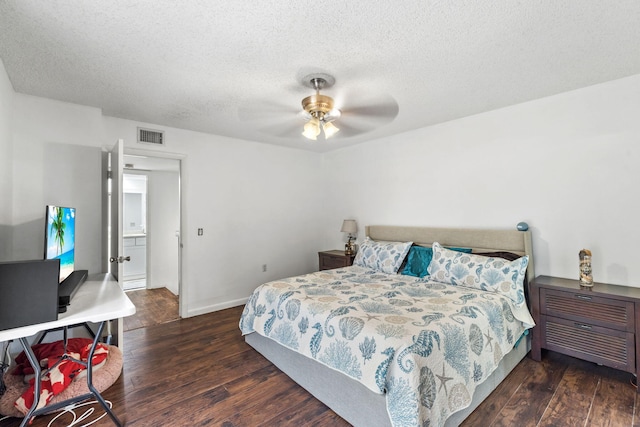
[{"x1": 1, "y1": 1, "x2": 639, "y2": 152}]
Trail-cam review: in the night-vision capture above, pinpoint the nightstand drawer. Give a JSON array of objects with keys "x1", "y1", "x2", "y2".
[
  {"x1": 318, "y1": 250, "x2": 354, "y2": 271},
  {"x1": 320, "y1": 254, "x2": 349, "y2": 270},
  {"x1": 542, "y1": 315, "x2": 635, "y2": 373},
  {"x1": 541, "y1": 288, "x2": 634, "y2": 332}
]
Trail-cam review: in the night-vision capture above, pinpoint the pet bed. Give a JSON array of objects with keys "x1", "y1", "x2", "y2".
[{"x1": 0, "y1": 344, "x2": 122, "y2": 418}]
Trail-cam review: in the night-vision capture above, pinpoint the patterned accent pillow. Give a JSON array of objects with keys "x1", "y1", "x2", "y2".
[
  {"x1": 428, "y1": 242, "x2": 529, "y2": 305},
  {"x1": 353, "y1": 238, "x2": 413, "y2": 274}
]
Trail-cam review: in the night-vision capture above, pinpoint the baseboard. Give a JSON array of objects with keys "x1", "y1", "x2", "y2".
[{"x1": 186, "y1": 297, "x2": 248, "y2": 318}]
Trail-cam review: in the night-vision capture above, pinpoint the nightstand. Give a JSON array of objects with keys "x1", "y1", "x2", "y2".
[
  {"x1": 530, "y1": 275, "x2": 640, "y2": 391},
  {"x1": 318, "y1": 250, "x2": 355, "y2": 271}
]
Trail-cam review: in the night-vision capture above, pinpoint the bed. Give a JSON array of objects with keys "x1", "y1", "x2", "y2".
[{"x1": 240, "y1": 225, "x2": 535, "y2": 427}]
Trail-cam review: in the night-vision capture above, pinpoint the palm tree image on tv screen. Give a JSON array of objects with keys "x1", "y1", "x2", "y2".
[{"x1": 45, "y1": 205, "x2": 76, "y2": 283}]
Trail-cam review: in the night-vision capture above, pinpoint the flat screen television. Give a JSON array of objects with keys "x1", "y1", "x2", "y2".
[
  {"x1": 44, "y1": 205, "x2": 76, "y2": 283},
  {"x1": 44, "y1": 205, "x2": 87, "y2": 311}
]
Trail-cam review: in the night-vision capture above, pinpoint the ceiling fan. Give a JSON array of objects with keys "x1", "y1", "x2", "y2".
[
  {"x1": 301, "y1": 75, "x2": 341, "y2": 140},
  {"x1": 238, "y1": 72, "x2": 399, "y2": 142}
]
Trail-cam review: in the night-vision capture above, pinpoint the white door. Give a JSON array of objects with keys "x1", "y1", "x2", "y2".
[{"x1": 109, "y1": 139, "x2": 126, "y2": 282}]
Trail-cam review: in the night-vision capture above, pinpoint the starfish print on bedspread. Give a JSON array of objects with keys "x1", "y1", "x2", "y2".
[
  {"x1": 484, "y1": 328, "x2": 494, "y2": 351},
  {"x1": 436, "y1": 362, "x2": 453, "y2": 395},
  {"x1": 362, "y1": 313, "x2": 382, "y2": 322}
]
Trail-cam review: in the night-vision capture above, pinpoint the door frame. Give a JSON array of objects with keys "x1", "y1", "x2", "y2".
[{"x1": 122, "y1": 147, "x2": 187, "y2": 318}]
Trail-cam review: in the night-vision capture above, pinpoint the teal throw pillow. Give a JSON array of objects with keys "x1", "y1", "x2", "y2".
[{"x1": 401, "y1": 245, "x2": 471, "y2": 278}]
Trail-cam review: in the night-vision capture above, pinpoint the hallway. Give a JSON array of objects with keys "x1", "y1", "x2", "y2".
[{"x1": 123, "y1": 287, "x2": 179, "y2": 331}]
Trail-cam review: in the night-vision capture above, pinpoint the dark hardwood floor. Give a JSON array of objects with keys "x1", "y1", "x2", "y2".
[
  {"x1": 2, "y1": 302, "x2": 639, "y2": 426},
  {"x1": 123, "y1": 287, "x2": 179, "y2": 332}
]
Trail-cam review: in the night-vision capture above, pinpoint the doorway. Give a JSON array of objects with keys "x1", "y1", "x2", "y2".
[
  {"x1": 122, "y1": 173, "x2": 148, "y2": 290},
  {"x1": 121, "y1": 154, "x2": 181, "y2": 317}
]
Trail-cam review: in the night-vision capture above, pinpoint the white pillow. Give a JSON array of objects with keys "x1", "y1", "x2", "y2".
[
  {"x1": 352, "y1": 238, "x2": 413, "y2": 274},
  {"x1": 428, "y1": 242, "x2": 529, "y2": 305}
]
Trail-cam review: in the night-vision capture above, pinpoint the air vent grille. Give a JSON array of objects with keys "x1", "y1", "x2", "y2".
[{"x1": 138, "y1": 128, "x2": 164, "y2": 145}]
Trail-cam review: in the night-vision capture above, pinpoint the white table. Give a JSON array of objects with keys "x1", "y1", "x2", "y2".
[{"x1": 0, "y1": 273, "x2": 136, "y2": 427}]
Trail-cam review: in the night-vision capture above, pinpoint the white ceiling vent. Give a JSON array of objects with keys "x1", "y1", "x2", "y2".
[{"x1": 137, "y1": 127, "x2": 164, "y2": 145}]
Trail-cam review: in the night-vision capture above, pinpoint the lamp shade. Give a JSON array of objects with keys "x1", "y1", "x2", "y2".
[
  {"x1": 323, "y1": 121, "x2": 340, "y2": 138},
  {"x1": 340, "y1": 219, "x2": 357, "y2": 234},
  {"x1": 302, "y1": 118, "x2": 321, "y2": 140}
]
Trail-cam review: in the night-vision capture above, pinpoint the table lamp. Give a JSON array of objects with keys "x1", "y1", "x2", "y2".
[{"x1": 341, "y1": 219, "x2": 357, "y2": 255}]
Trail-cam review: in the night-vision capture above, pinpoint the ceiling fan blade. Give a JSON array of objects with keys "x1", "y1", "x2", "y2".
[
  {"x1": 337, "y1": 100, "x2": 397, "y2": 130},
  {"x1": 238, "y1": 102, "x2": 301, "y2": 124},
  {"x1": 339, "y1": 90, "x2": 398, "y2": 113},
  {"x1": 346, "y1": 101, "x2": 399, "y2": 119},
  {"x1": 255, "y1": 119, "x2": 304, "y2": 139},
  {"x1": 331, "y1": 121, "x2": 369, "y2": 138}
]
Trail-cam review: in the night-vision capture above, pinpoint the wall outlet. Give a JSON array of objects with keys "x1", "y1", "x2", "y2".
[
  {"x1": 197, "y1": 228, "x2": 203, "y2": 236},
  {"x1": 262, "y1": 264, "x2": 267, "y2": 272}
]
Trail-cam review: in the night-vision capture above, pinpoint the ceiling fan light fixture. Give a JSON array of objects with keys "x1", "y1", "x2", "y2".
[
  {"x1": 322, "y1": 121, "x2": 340, "y2": 139},
  {"x1": 301, "y1": 75, "x2": 342, "y2": 141},
  {"x1": 302, "y1": 94, "x2": 334, "y2": 116},
  {"x1": 302, "y1": 117, "x2": 321, "y2": 140}
]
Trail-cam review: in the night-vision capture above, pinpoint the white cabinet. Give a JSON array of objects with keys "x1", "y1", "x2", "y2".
[{"x1": 123, "y1": 236, "x2": 146, "y2": 279}]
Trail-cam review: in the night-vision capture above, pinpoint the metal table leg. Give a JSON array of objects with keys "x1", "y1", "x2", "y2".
[{"x1": 16, "y1": 321, "x2": 123, "y2": 427}]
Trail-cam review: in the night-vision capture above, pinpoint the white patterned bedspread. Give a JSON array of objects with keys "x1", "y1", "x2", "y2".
[{"x1": 240, "y1": 266, "x2": 534, "y2": 427}]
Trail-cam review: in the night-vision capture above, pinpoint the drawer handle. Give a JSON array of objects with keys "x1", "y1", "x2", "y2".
[
  {"x1": 575, "y1": 294, "x2": 592, "y2": 301},
  {"x1": 574, "y1": 323, "x2": 592, "y2": 330}
]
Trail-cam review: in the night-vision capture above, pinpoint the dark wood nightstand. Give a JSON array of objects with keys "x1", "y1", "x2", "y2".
[
  {"x1": 318, "y1": 250, "x2": 355, "y2": 271},
  {"x1": 530, "y1": 275, "x2": 640, "y2": 391}
]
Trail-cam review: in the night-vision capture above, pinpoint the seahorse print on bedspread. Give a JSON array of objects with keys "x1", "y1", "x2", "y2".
[
  {"x1": 448, "y1": 306, "x2": 483, "y2": 324},
  {"x1": 412, "y1": 312, "x2": 444, "y2": 327},
  {"x1": 375, "y1": 347, "x2": 396, "y2": 392},
  {"x1": 277, "y1": 291, "x2": 296, "y2": 319},
  {"x1": 324, "y1": 306, "x2": 357, "y2": 337},
  {"x1": 397, "y1": 330, "x2": 441, "y2": 373},
  {"x1": 310, "y1": 323, "x2": 323, "y2": 358},
  {"x1": 263, "y1": 309, "x2": 276, "y2": 335}
]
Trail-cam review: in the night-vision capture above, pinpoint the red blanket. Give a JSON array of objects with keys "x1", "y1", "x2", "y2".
[{"x1": 12, "y1": 338, "x2": 109, "y2": 414}]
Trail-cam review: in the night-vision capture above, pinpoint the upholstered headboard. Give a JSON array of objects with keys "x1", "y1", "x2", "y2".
[{"x1": 365, "y1": 225, "x2": 535, "y2": 284}]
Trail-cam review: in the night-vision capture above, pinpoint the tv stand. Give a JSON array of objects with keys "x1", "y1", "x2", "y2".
[{"x1": 58, "y1": 269, "x2": 88, "y2": 312}]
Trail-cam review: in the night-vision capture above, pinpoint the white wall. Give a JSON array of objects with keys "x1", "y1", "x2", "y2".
[
  {"x1": 103, "y1": 117, "x2": 325, "y2": 317},
  {"x1": 3, "y1": 85, "x2": 326, "y2": 318},
  {"x1": 323, "y1": 74, "x2": 640, "y2": 287},
  {"x1": 0, "y1": 58, "x2": 14, "y2": 261},
  {"x1": 10, "y1": 95, "x2": 104, "y2": 274},
  {"x1": 147, "y1": 170, "x2": 180, "y2": 294}
]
